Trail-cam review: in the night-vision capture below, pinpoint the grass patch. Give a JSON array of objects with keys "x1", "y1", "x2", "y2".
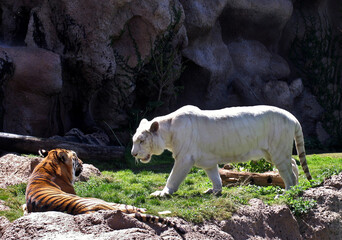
[
  {"x1": 74, "y1": 153, "x2": 342, "y2": 222},
  {"x1": 0, "y1": 183, "x2": 26, "y2": 221},
  {"x1": 1, "y1": 153, "x2": 341, "y2": 222}
]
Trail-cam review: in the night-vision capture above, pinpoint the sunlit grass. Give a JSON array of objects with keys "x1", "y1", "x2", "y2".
[
  {"x1": 0, "y1": 153, "x2": 341, "y2": 222},
  {"x1": 0, "y1": 183, "x2": 26, "y2": 221},
  {"x1": 74, "y1": 153, "x2": 342, "y2": 222}
]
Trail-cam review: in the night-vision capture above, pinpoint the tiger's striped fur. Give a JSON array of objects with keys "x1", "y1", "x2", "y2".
[
  {"x1": 294, "y1": 123, "x2": 312, "y2": 181},
  {"x1": 25, "y1": 149, "x2": 185, "y2": 234}
]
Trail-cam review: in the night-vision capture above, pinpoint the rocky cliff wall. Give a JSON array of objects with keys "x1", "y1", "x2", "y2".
[{"x1": 0, "y1": 0, "x2": 341, "y2": 147}]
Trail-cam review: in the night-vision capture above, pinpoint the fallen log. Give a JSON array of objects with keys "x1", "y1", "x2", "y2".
[
  {"x1": 0, "y1": 132, "x2": 125, "y2": 162},
  {"x1": 219, "y1": 168, "x2": 285, "y2": 188}
]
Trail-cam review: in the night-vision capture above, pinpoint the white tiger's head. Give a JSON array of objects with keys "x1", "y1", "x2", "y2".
[{"x1": 131, "y1": 118, "x2": 165, "y2": 163}]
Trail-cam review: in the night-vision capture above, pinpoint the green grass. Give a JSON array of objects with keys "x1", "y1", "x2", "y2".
[
  {"x1": 74, "y1": 153, "x2": 342, "y2": 222},
  {"x1": 0, "y1": 183, "x2": 26, "y2": 221},
  {"x1": 0, "y1": 153, "x2": 341, "y2": 222}
]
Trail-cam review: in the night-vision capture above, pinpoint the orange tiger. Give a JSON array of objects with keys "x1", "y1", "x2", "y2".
[{"x1": 25, "y1": 148, "x2": 185, "y2": 234}]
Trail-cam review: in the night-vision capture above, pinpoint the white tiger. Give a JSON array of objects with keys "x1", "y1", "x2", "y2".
[{"x1": 131, "y1": 105, "x2": 312, "y2": 197}]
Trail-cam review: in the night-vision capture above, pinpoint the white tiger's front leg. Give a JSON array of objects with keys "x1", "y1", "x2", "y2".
[
  {"x1": 151, "y1": 156, "x2": 194, "y2": 197},
  {"x1": 203, "y1": 165, "x2": 222, "y2": 195}
]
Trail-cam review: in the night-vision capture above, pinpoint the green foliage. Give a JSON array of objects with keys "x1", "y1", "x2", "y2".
[
  {"x1": 287, "y1": 197, "x2": 317, "y2": 216},
  {"x1": 279, "y1": 184, "x2": 316, "y2": 216},
  {"x1": 0, "y1": 183, "x2": 26, "y2": 221},
  {"x1": 290, "y1": 11, "x2": 342, "y2": 148},
  {"x1": 111, "y1": 6, "x2": 184, "y2": 131},
  {"x1": 232, "y1": 159, "x2": 274, "y2": 173}
]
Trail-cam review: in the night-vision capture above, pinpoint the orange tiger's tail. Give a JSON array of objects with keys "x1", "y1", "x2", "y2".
[
  {"x1": 131, "y1": 213, "x2": 186, "y2": 234},
  {"x1": 294, "y1": 121, "x2": 312, "y2": 181}
]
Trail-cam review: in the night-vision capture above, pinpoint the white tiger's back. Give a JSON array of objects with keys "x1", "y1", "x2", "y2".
[{"x1": 169, "y1": 105, "x2": 299, "y2": 161}]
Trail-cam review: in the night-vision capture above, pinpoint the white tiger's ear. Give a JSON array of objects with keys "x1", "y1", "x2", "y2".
[
  {"x1": 150, "y1": 121, "x2": 159, "y2": 133},
  {"x1": 139, "y1": 118, "x2": 148, "y2": 127}
]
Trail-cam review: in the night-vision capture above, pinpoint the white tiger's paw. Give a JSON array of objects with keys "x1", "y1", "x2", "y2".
[
  {"x1": 150, "y1": 190, "x2": 171, "y2": 197},
  {"x1": 204, "y1": 188, "x2": 222, "y2": 196}
]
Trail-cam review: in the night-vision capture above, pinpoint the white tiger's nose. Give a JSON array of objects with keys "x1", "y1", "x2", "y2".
[{"x1": 131, "y1": 150, "x2": 138, "y2": 157}]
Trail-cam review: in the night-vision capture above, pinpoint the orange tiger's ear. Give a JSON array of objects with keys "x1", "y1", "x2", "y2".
[{"x1": 56, "y1": 150, "x2": 68, "y2": 163}]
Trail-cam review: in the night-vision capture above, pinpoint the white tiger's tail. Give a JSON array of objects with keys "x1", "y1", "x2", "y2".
[{"x1": 294, "y1": 121, "x2": 312, "y2": 181}]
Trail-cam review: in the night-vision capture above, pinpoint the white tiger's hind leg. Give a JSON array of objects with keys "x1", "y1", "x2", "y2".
[
  {"x1": 203, "y1": 165, "x2": 222, "y2": 195},
  {"x1": 291, "y1": 158, "x2": 299, "y2": 185},
  {"x1": 274, "y1": 157, "x2": 297, "y2": 190}
]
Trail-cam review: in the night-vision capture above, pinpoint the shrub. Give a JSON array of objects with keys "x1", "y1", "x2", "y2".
[{"x1": 232, "y1": 159, "x2": 274, "y2": 173}]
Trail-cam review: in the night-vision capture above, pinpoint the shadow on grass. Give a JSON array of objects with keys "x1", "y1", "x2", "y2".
[{"x1": 84, "y1": 148, "x2": 175, "y2": 174}]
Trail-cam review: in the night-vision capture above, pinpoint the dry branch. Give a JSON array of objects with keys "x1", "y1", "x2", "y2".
[
  {"x1": 219, "y1": 168, "x2": 285, "y2": 188},
  {"x1": 0, "y1": 132, "x2": 125, "y2": 161}
]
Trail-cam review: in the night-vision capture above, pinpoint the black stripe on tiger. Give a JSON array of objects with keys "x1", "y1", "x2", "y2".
[{"x1": 134, "y1": 213, "x2": 185, "y2": 234}]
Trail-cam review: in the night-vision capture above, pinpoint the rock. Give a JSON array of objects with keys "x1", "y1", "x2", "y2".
[
  {"x1": 323, "y1": 173, "x2": 342, "y2": 189},
  {"x1": 0, "y1": 0, "x2": 42, "y2": 45},
  {"x1": 0, "y1": 46, "x2": 62, "y2": 137},
  {"x1": 228, "y1": 40, "x2": 290, "y2": 81},
  {"x1": 0, "y1": 50, "x2": 15, "y2": 126},
  {"x1": 1, "y1": 211, "x2": 172, "y2": 240},
  {"x1": 299, "y1": 179, "x2": 342, "y2": 239},
  {"x1": 294, "y1": 90, "x2": 324, "y2": 135},
  {"x1": 0, "y1": 154, "x2": 41, "y2": 189},
  {"x1": 179, "y1": 0, "x2": 235, "y2": 108},
  {"x1": 221, "y1": 199, "x2": 302, "y2": 239},
  {"x1": 77, "y1": 164, "x2": 102, "y2": 182},
  {"x1": 0, "y1": 216, "x2": 10, "y2": 238},
  {"x1": 23, "y1": 0, "x2": 186, "y2": 134},
  {"x1": 289, "y1": 78, "x2": 304, "y2": 97},
  {"x1": 50, "y1": 128, "x2": 110, "y2": 146},
  {"x1": 263, "y1": 79, "x2": 304, "y2": 110},
  {"x1": 227, "y1": 39, "x2": 291, "y2": 106},
  {"x1": 0, "y1": 50, "x2": 14, "y2": 84},
  {"x1": 180, "y1": 0, "x2": 228, "y2": 40},
  {"x1": 220, "y1": 0, "x2": 293, "y2": 48},
  {"x1": 316, "y1": 122, "x2": 330, "y2": 145},
  {"x1": 181, "y1": 22, "x2": 233, "y2": 108}
]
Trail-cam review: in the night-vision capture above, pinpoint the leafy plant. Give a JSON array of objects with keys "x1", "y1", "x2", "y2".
[
  {"x1": 290, "y1": 10, "x2": 342, "y2": 148},
  {"x1": 279, "y1": 183, "x2": 316, "y2": 216},
  {"x1": 286, "y1": 197, "x2": 317, "y2": 216},
  {"x1": 111, "y1": 5, "x2": 185, "y2": 131},
  {"x1": 232, "y1": 159, "x2": 274, "y2": 173}
]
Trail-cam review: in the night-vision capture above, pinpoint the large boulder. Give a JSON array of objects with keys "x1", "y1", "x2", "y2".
[
  {"x1": 220, "y1": 0, "x2": 293, "y2": 48},
  {"x1": 1, "y1": 211, "x2": 181, "y2": 240},
  {"x1": 221, "y1": 199, "x2": 302, "y2": 239},
  {"x1": 0, "y1": 46, "x2": 62, "y2": 137},
  {"x1": 181, "y1": 22, "x2": 233, "y2": 108},
  {"x1": 0, "y1": 154, "x2": 41, "y2": 189},
  {"x1": 0, "y1": 216, "x2": 10, "y2": 238}
]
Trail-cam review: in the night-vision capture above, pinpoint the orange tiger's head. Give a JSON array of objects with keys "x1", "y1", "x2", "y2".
[{"x1": 34, "y1": 149, "x2": 83, "y2": 190}]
